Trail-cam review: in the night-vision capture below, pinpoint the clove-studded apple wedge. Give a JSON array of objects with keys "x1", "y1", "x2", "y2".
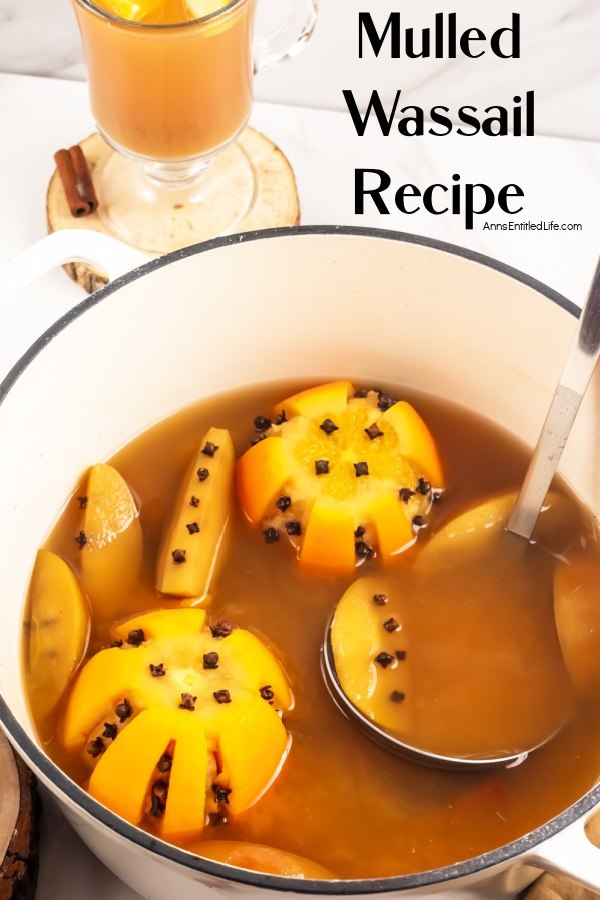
[{"x1": 155, "y1": 426, "x2": 234, "y2": 602}]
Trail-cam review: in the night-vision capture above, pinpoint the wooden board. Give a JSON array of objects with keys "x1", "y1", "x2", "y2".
[
  {"x1": 47, "y1": 129, "x2": 301, "y2": 293},
  {"x1": 0, "y1": 732, "x2": 39, "y2": 900}
]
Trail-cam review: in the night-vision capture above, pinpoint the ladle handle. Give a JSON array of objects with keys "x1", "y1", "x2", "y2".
[{"x1": 507, "y1": 256, "x2": 600, "y2": 540}]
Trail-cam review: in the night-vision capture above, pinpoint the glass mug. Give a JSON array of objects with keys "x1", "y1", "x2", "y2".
[{"x1": 71, "y1": 0, "x2": 318, "y2": 251}]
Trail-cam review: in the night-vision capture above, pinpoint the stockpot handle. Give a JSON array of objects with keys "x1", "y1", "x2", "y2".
[
  {"x1": 525, "y1": 815, "x2": 600, "y2": 893},
  {"x1": 254, "y1": 0, "x2": 318, "y2": 71},
  {"x1": 0, "y1": 230, "x2": 149, "y2": 307}
]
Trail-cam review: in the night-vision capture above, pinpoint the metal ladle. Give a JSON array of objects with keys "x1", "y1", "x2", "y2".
[
  {"x1": 507, "y1": 256, "x2": 600, "y2": 538},
  {"x1": 321, "y1": 629, "x2": 536, "y2": 772},
  {"x1": 322, "y1": 256, "x2": 600, "y2": 770}
]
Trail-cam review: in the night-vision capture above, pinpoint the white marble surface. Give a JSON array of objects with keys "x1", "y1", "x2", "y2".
[
  {"x1": 1, "y1": 0, "x2": 600, "y2": 140},
  {"x1": 1, "y1": 69, "x2": 600, "y2": 898}
]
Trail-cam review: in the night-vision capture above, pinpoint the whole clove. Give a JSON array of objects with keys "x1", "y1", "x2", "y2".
[
  {"x1": 210, "y1": 621, "x2": 233, "y2": 638},
  {"x1": 127, "y1": 628, "x2": 145, "y2": 646},
  {"x1": 364, "y1": 423, "x2": 384, "y2": 440},
  {"x1": 179, "y1": 693, "x2": 197, "y2": 711},
  {"x1": 212, "y1": 785, "x2": 232, "y2": 805},
  {"x1": 157, "y1": 753, "x2": 172, "y2": 774},
  {"x1": 87, "y1": 736, "x2": 105, "y2": 758},
  {"x1": 259, "y1": 685, "x2": 275, "y2": 702},
  {"x1": 320, "y1": 418, "x2": 339, "y2": 435},
  {"x1": 115, "y1": 699, "x2": 133, "y2": 723},
  {"x1": 375, "y1": 651, "x2": 396, "y2": 668},
  {"x1": 213, "y1": 689, "x2": 232, "y2": 704},
  {"x1": 254, "y1": 415, "x2": 272, "y2": 432},
  {"x1": 264, "y1": 527, "x2": 280, "y2": 544},
  {"x1": 150, "y1": 779, "x2": 168, "y2": 817}
]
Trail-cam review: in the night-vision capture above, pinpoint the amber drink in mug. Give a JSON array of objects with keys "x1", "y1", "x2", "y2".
[{"x1": 71, "y1": 0, "x2": 317, "y2": 251}]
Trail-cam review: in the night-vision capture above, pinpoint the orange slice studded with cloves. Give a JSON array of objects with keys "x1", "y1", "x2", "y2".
[
  {"x1": 237, "y1": 382, "x2": 444, "y2": 574},
  {"x1": 62, "y1": 608, "x2": 292, "y2": 840}
]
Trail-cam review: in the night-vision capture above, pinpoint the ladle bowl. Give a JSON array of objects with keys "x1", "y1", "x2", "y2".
[
  {"x1": 322, "y1": 616, "x2": 549, "y2": 772},
  {"x1": 320, "y1": 251, "x2": 600, "y2": 772}
]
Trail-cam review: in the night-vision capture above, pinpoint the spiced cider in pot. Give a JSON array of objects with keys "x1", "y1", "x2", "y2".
[{"x1": 23, "y1": 380, "x2": 600, "y2": 879}]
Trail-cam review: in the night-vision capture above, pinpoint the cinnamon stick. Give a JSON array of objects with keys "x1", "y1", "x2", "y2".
[{"x1": 54, "y1": 145, "x2": 98, "y2": 217}]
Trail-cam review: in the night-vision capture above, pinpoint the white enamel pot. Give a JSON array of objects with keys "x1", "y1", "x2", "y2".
[{"x1": 1, "y1": 226, "x2": 600, "y2": 900}]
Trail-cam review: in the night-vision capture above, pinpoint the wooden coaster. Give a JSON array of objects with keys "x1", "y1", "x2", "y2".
[
  {"x1": 0, "y1": 732, "x2": 39, "y2": 900},
  {"x1": 47, "y1": 129, "x2": 301, "y2": 293}
]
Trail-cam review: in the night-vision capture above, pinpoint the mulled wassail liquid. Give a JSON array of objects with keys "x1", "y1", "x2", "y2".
[
  {"x1": 24, "y1": 382, "x2": 600, "y2": 879},
  {"x1": 72, "y1": 0, "x2": 256, "y2": 160}
]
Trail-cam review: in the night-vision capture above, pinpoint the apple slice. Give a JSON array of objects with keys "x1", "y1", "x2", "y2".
[
  {"x1": 416, "y1": 490, "x2": 574, "y2": 573},
  {"x1": 195, "y1": 841, "x2": 335, "y2": 878},
  {"x1": 79, "y1": 463, "x2": 143, "y2": 622},
  {"x1": 554, "y1": 555, "x2": 600, "y2": 699},
  {"x1": 155, "y1": 426, "x2": 234, "y2": 600},
  {"x1": 26, "y1": 549, "x2": 90, "y2": 719},
  {"x1": 330, "y1": 577, "x2": 409, "y2": 735}
]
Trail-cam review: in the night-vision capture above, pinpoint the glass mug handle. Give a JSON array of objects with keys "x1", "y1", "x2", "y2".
[{"x1": 253, "y1": 0, "x2": 318, "y2": 71}]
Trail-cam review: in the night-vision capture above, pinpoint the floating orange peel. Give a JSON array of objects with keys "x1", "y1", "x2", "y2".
[
  {"x1": 62, "y1": 608, "x2": 292, "y2": 840},
  {"x1": 237, "y1": 382, "x2": 444, "y2": 574},
  {"x1": 99, "y1": 0, "x2": 163, "y2": 21},
  {"x1": 97, "y1": 0, "x2": 231, "y2": 23}
]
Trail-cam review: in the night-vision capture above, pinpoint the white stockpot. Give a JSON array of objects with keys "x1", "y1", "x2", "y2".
[{"x1": 1, "y1": 226, "x2": 600, "y2": 900}]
